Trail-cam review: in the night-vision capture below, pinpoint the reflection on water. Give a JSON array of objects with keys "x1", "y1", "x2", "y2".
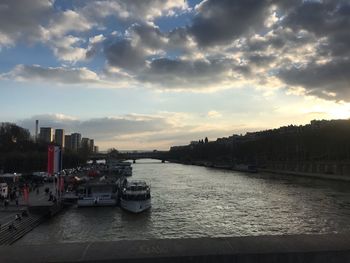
[{"x1": 18, "y1": 159, "x2": 350, "y2": 244}]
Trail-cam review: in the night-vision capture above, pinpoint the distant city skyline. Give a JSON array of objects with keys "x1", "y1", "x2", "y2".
[
  {"x1": 1, "y1": 1, "x2": 350, "y2": 150},
  {"x1": 35, "y1": 122, "x2": 97, "y2": 152}
]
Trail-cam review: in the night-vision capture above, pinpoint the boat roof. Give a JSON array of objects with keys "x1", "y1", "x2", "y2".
[{"x1": 127, "y1": 180, "x2": 148, "y2": 186}]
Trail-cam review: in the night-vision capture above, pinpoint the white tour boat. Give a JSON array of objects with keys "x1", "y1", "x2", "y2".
[{"x1": 120, "y1": 180, "x2": 151, "y2": 213}]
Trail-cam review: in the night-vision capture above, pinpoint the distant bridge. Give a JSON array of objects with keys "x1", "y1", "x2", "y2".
[{"x1": 89, "y1": 151, "x2": 168, "y2": 162}]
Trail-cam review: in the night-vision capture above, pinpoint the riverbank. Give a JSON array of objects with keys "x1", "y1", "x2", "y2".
[
  {"x1": 2, "y1": 233, "x2": 350, "y2": 262},
  {"x1": 260, "y1": 168, "x2": 350, "y2": 182},
  {"x1": 168, "y1": 160, "x2": 350, "y2": 182}
]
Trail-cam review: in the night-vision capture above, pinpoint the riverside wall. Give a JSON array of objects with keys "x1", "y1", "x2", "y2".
[
  {"x1": 1, "y1": 234, "x2": 350, "y2": 262},
  {"x1": 262, "y1": 161, "x2": 350, "y2": 181},
  {"x1": 170, "y1": 160, "x2": 350, "y2": 181}
]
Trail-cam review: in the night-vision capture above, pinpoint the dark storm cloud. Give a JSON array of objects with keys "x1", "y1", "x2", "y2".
[
  {"x1": 189, "y1": 0, "x2": 271, "y2": 47},
  {"x1": 278, "y1": 59, "x2": 350, "y2": 100}
]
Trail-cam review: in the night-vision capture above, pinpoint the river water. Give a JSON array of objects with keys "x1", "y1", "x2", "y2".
[{"x1": 18, "y1": 159, "x2": 350, "y2": 244}]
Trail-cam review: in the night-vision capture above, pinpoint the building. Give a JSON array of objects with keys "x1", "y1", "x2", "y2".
[
  {"x1": 65, "y1": 135, "x2": 72, "y2": 149},
  {"x1": 35, "y1": 120, "x2": 39, "y2": 142},
  {"x1": 39, "y1": 127, "x2": 53, "y2": 143},
  {"x1": 55, "y1": 129, "x2": 65, "y2": 147},
  {"x1": 89, "y1": 139, "x2": 94, "y2": 152},
  {"x1": 93, "y1": 146, "x2": 99, "y2": 153},
  {"x1": 71, "y1": 133, "x2": 82, "y2": 151},
  {"x1": 81, "y1": 137, "x2": 90, "y2": 148},
  {"x1": 81, "y1": 138, "x2": 95, "y2": 153}
]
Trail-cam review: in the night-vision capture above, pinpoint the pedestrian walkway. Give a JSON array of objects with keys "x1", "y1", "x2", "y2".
[
  {"x1": 1, "y1": 183, "x2": 56, "y2": 210},
  {"x1": 0, "y1": 183, "x2": 62, "y2": 246}
]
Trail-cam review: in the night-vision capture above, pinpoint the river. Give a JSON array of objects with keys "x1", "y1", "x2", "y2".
[{"x1": 18, "y1": 159, "x2": 350, "y2": 244}]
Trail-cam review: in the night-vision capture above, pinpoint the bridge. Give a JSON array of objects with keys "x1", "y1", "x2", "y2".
[{"x1": 89, "y1": 151, "x2": 168, "y2": 163}]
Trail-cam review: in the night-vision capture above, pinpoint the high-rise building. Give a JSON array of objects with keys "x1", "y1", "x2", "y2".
[
  {"x1": 35, "y1": 120, "x2": 39, "y2": 142},
  {"x1": 71, "y1": 133, "x2": 81, "y2": 151},
  {"x1": 39, "y1": 127, "x2": 53, "y2": 143},
  {"x1": 81, "y1": 137, "x2": 90, "y2": 149},
  {"x1": 65, "y1": 135, "x2": 72, "y2": 150},
  {"x1": 89, "y1": 139, "x2": 94, "y2": 152},
  {"x1": 55, "y1": 129, "x2": 65, "y2": 147},
  {"x1": 93, "y1": 146, "x2": 99, "y2": 153}
]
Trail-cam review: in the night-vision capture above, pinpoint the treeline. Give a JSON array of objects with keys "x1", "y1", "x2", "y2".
[
  {"x1": 167, "y1": 119, "x2": 350, "y2": 165},
  {"x1": 0, "y1": 123, "x2": 88, "y2": 173}
]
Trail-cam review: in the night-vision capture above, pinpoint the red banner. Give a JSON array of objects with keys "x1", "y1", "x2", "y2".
[
  {"x1": 59, "y1": 177, "x2": 64, "y2": 192},
  {"x1": 47, "y1": 145, "x2": 55, "y2": 176},
  {"x1": 23, "y1": 186, "x2": 29, "y2": 203}
]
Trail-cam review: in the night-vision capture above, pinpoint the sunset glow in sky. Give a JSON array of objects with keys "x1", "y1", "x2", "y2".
[{"x1": 1, "y1": 0, "x2": 350, "y2": 150}]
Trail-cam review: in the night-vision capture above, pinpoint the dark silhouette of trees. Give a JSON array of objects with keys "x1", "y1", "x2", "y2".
[{"x1": 168, "y1": 119, "x2": 350, "y2": 166}]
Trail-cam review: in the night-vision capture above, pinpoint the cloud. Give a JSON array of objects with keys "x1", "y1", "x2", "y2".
[
  {"x1": 2, "y1": 0, "x2": 350, "y2": 103},
  {"x1": 104, "y1": 23, "x2": 168, "y2": 71},
  {"x1": 81, "y1": 0, "x2": 189, "y2": 22},
  {"x1": 189, "y1": 0, "x2": 271, "y2": 47},
  {"x1": 2, "y1": 64, "x2": 101, "y2": 85},
  {"x1": 105, "y1": 39, "x2": 147, "y2": 71},
  {"x1": 127, "y1": 23, "x2": 167, "y2": 50},
  {"x1": 207, "y1": 111, "x2": 222, "y2": 118},
  {"x1": 50, "y1": 35, "x2": 88, "y2": 62},
  {"x1": 278, "y1": 59, "x2": 350, "y2": 101},
  {"x1": 0, "y1": 0, "x2": 53, "y2": 47},
  {"x1": 283, "y1": 0, "x2": 350, "y2": 58},
  {"x1": 140, "y1": 58, "x2": 249, "y2": 90},
  {"x1": 46, "y1": 10, "x2": 93, "y2": 38},
  {"x1": 18, "y1": 113, "x2": 171, "y2": 140}
]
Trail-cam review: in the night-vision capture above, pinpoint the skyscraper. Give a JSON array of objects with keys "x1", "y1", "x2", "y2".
[
  {"x1": 89, "y1": 139, "x2": 94, "y2": 152},
  {"x1": 39, "y1": 127, "x2": 53, "y2": 143},
  {"x1": 93, "y1": 146, "x2": 99, "y2": 153},
  {"x1": 65, "y1": 135, "x2": 72, "y2": 150},
  {"x1": 35, "y1": 120, "x2": 39, "y2": 142},
  {"x1": 55, "y1": 129, "x2": 65, "y2": 147},
  {"x1": 71, "y1": 133, "x2": 82, "y2": 151},
  {"x1": 81, "y1": 137, "x2": 90, "y2": 148}
]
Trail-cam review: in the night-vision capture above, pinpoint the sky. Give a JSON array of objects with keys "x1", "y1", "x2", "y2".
[{"x1": 1, "y1": 0, "x2": 350, "y2": 150}]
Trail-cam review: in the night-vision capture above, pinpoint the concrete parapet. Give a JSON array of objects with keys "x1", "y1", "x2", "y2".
[{"x1": 1, "y1": 234, "x2": 350, "y2": 262}]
